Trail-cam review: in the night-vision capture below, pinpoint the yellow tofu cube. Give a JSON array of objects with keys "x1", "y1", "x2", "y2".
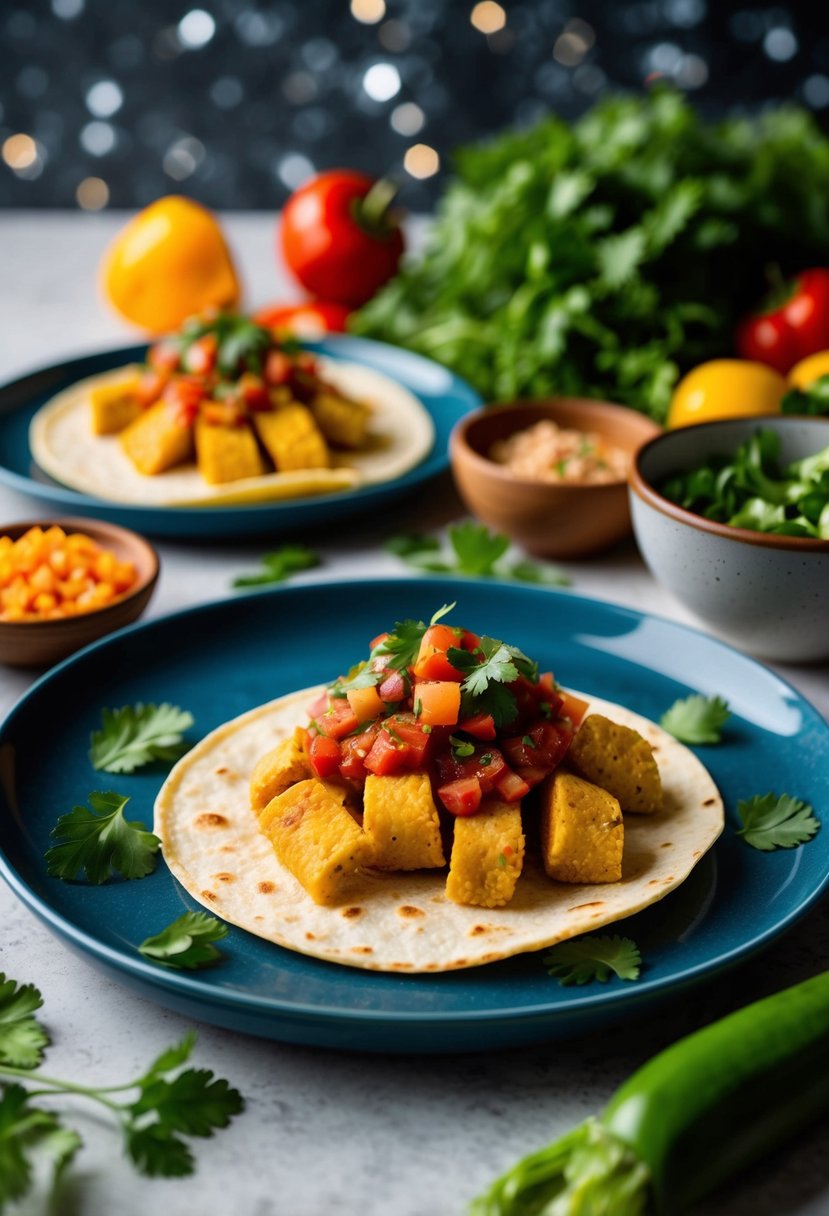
[
  {"x1": 195, "y1": 418, "x2": 266, "y2": 485},
  {"x1": 310, "y1": 391, "x2": 371, "y2": 449},
  {"x1": 253, "y1": 405, "x2": 330, "y2": 471},
  {"x1": 258, "y1": 778, "x2": 370, "y2": 906},
  {"x1": 541, "y1": 771, "x2": 623, "y2": 884},
  {"x1": 445, "y1": 800, "x2": 524, "y2": 908},
  {"x1": 89, "y1": 370, "x2": 142, "y2": 435},
  {"x1": 362, "y1": 773, "x2": 446, "y2": 870},
  {"x1": 119, "y1": 401, "x2": 194, "y2": 476},
  {"x1": 569, "y1": 714, "x2": 662, "y2": 814},
  {"x1": 249, "y1": 735, "x2": 311, "y2": 812}
]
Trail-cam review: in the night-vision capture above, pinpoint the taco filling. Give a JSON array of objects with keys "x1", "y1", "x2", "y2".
[{"x1": 155, "y1": 606, "x2": 722, "y2": 973}]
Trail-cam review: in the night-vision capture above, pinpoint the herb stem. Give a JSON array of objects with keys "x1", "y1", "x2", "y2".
[{"x1": 0, "y1": 1066, "x2": 128, "y2": 1112}]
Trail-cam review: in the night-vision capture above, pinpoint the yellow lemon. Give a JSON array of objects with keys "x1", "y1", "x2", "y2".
[
  {"x1": 787, "y1": 350, "x2": 829, "y2": 390},
  {"x1": 101, "y1": 196, "x2": 241, "y2": 334},
  {"x1": 667, "y1": 359, "x2": 786, "y2": 429}
]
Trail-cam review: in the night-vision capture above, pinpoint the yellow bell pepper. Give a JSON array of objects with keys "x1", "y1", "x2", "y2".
[
  {"x1": 667, "y1": 359, "x2": 786, "y2": 428},
  {"x1": 787, "y1": 349, "x2": 829, "y2": 390},
  {"x1": 101, "y1": 196, "x2": 240, "y2": 333}
]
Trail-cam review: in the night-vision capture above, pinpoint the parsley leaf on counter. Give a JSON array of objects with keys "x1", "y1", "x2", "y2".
[
  {"x1": 543, "y1": 936, "x2": 642, "y2": 986},
  {"x1": 0, "y1": 980, "x2": 244, "y2": 1205},
  {"x1": 0, "y1": 975, "x2": 49, "y2": 1069},
  {"x1": 139, "y1": 912, "x2": 229, "y2": 970},
  {"x1": 90, "y1": 703, "x2": 194, "y2": 773},
  {"x1": 45, "y1": 792, "x2": 160, "y2": 884},
  {"x1": 660, "y1": 694, "x2": 731, "y2": 745},
  {"x1": 387, "y1": 523, "x2": 571, "y2": 586},
  {"x1": 232, "y1": 544, "x2": 320, "y2": 588},
  {"x1": 736, "y1": 794, "x2": 820, "y2": 851}
]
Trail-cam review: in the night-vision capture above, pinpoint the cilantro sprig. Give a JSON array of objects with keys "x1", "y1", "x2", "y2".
[
  {"x1": 45, "y1": 792, "x2": 160, "y2": 885},
  {"x1": 387, "y1": 523, "x2": 571, "y2": 586},
  {"x1": 328, "y1": 604, "x2": 455, "y2": 698},
  {"x1": 660, "y1": 694, "x2": 731, "y2": 745},
  {"x1": 232, "y1": 544, "x2": 320, "y2": 589},
  {"x1": 449, "y1": 636, "x2": 539, "y2": 728},
  {"x1": 139, "y1": 912, "x2": 229, "y2": 970},
  {"x1": 90, "y1": 703, "x2": 194, "y2": 774},
  {"x1": 543, "y1": 936, "x2": 642, "y2": 986},
  {"x1": 0, "y1": 973, "x2": 244, "y2": 1205},
  {"x1": 736, "y1": 793, "x2": 820, "y2": 851}
]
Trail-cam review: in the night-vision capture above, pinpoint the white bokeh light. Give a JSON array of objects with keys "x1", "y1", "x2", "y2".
[
  {"x1": 80, "y1": 121, "x2": 116, "y2": 157},
  {"x1": 363, "y1": 63, "x2": 402, "y2": 102},
  {"x1": 178, "y1": 9, "x2": 216, "y2": 49},
  {"x1": 86, "y1": 80, "x2": 124, "y2": 119}
]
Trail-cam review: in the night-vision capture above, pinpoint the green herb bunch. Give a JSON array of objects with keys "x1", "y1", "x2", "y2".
[{"x1": 353, "y1": 89, "x2": 829, "y2": 420}]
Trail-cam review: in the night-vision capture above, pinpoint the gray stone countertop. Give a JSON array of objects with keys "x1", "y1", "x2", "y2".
[{"x1": 0, "y1": 212, "x2": 827, "y2": 1216}]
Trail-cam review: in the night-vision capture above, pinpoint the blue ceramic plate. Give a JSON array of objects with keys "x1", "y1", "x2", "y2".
[
  {"x1": 1, "y1": 579, "x2": 827, "y2": 1053},
  {"x1": 0, "y1": 337, "x2": 480, "y2": 538}
]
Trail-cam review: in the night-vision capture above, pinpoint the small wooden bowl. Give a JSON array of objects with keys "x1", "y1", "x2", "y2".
[
  {"x1": 450, "y1": 399, "x2": 662, "y2": 558},
  {"x1": 0, "y1": 517, "x2": 159, "y2": 667}
]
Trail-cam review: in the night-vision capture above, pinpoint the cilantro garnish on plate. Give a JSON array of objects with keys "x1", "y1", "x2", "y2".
[
  {"x1": 45, "y1": 791, "x2": 160, "y2": 884},
  {"x1": 89, "y1": 703, "x2": 194, "y2": 774},
  {"x1": 232, "y1": 544, "x2": 320, "y2": 589},
  {"x1": 387, "y1": 522, "x2": 571, "y2": 586},
  {"x1": 736, "y1": 793, "x2": 820, "y2": 851},
  {"x1": 139, "y1": 912, "x2": 229, "y2": 971},
  {"x1": 660, "y1": 694, "x2": 731, "y2": 745},
  {"x1": 543, "y1": 936, "x2": 642, "y2": 986}
]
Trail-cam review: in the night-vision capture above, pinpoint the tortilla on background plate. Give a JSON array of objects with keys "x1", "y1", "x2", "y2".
[
  {"x1": 29, "y1": 357, "x2": 434, "y2": 507},
  {"x1": 155, "y1": 686, "x2": 724, "y2": 973}
]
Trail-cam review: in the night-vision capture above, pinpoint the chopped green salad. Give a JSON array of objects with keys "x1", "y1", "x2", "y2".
[{"x1": 660, "y1": 429, "x2": 829, "y2": 539}]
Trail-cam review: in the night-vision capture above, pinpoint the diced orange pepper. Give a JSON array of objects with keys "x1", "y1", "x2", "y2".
[
  {"x1": 415, "y1": 681, "x2": 462, "y2": 727},
  {"x1": 0, "y1": 526, "x2": 137, "y2": 622}
]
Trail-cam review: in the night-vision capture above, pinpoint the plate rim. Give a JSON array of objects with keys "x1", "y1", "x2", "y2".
[
  {"x1": 1, "y1": 576, "x2": 827, "y2": 1026},
  {"x1": 0, "y1": 336, "x2": 482, "y2": 518}
]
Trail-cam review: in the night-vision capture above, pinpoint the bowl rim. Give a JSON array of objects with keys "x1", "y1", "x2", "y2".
[
  {"x1": 0, "y1": 516, "x2": 160, "y2": 629},
  {"x1": 629, "y1": 416, "x2": 829, "y2": 553},
  {"x1": 451, "y1": 397, "x2": 662, "y2": 492}
]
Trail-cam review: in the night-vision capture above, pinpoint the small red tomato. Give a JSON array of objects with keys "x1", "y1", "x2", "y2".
[
  {"x1": 254, "y1": 299, "x2": 352, "y2": 338},
  {"x1": 737, "y1": 269, "x2": 829, "y2": 375},
  {"x1": 280, "y1": 171, "x2": 404, "y2": 307}
]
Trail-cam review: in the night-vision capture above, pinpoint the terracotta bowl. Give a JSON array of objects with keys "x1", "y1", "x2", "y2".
[
  {"x1": 450, "y1": 399, "x2": 662, "y2": 558},
  {"x1": 629, "y1": 416, "x2": 829, "y2": 662},
  {"x1": 0, "y1": 517, "x2": 159, "y2": 668}
]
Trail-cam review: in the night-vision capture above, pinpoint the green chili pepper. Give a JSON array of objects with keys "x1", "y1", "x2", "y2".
[{"x1": 470, "y1": 970, "x2": 829, "y2": 1215}]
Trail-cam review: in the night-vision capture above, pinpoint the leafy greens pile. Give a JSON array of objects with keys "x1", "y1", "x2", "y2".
[
  {"x1": 660, "y1": 428, "x2": 829, "y2": 538},
  {"x1": 353, "y1": 89, "x2": 829, "y2": 420}
]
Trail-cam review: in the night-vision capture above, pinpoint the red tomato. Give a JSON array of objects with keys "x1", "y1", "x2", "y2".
[
  {"x1": 254, "y1": 300, "x2": 351, "y2": 338},
  {"x1": 457, "y1": 713, "x2": 496, "y2": 741},
  {"x1": 438, "y1": 776, "x2": 482, "y2": 817},
  {"x1": 737, "y1": 269, "x2": 829, "y2": 374},
  {"x1": 280, "y1": 171, "x2": 404, "y2": 307},
  {"x1": 316, "y1": 698, "x2": 359, "y2": 740},
  {"x1": 163, "y1": 376, "x2": 205, "y2": 426},
  {"x1": 339, "y1": 723, "x2": 380, "y2": 783},
  {"x1": 148, "y1": 341, "x2": 181, "y2": 374},
  {"x1": 494, "y1": 769, "x2": 530, "y2": 803},
  {"x1": 308, "y1": 734, "x2": 341, "y2": 780},
  {"x1": 238, "y1": 372, "x2": 270, "y2": 411},
  {"x1": 378, "y1": 670, "x2": 407, "y2": 703},
  {"x1": 413, "y1": 625, "x2": 464, "y2": 682},
  {"x1": 136, "y1": 369, "x2": 166, "y2": 407}
]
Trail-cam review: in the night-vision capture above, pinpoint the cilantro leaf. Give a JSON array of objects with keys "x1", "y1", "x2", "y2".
[
  {"x1": 448, "y1": 636, "x2": 540, "y2": 728},
  {"x1": 660, "y1": 694, "x2": 731, "y2": 744},
  {"x1": 736, "y1": 793, "x2": 820, "y2": 851},
  {"x1": 90, "y1": 703, "x2": 194, "y2": 774},
  {"x1": 0, "y1": 974, "x2": 48, "y2": 1068},
  {"x1": 456, "y1": 639, "x2": 520, "y2": 697},
  {"x1": 387, "y1": 524, "x2": 571, "y2": 586},
  {"x1": 45, "y1": 791, "x2": 160, "y2": 884},
  {"x1": 0, "y1": 1085, "x2": 81, "y2": 1207},
  {"x1": 139, "y1": 912, "x2": 229, "y2": 970},
  {"x1": 448, "y1": 522, "x2": 510, "y2": 575},
  {"x1": 543, "y1": 935, "x2": 642, "y2": 986},
  {"x1": 232, "y1": 544, "x2": 319, "y2": 589}
]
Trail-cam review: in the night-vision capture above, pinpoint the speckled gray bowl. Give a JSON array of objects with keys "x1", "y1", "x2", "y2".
[{"x1": 629, "y1": 416, "x2": 829, "y2": 662}]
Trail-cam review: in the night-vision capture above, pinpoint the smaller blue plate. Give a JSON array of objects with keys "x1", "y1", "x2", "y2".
[
  {"x1": 0, "y1": 579, "x2": 827, "y2": 1054},
  {"x1": 0, "y1": 337, "x2": 480, "y2": 539}
]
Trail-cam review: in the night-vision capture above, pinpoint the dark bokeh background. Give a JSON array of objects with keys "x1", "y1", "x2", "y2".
[{"x1": 2, "y1": 0, "x2": 829, "y2": 212}]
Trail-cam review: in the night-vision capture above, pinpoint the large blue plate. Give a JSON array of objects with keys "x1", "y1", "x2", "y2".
[
  {"x1": 1, "y1": 579, "x2": 827, "y2": 1053},
  {"x1": 0, "y1": 337, "x2": 480, "y2": 538}
]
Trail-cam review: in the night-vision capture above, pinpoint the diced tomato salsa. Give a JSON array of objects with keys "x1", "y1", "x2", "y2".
[{"x1": 303, "y1": 611, "x2": 584, "y2": 816}]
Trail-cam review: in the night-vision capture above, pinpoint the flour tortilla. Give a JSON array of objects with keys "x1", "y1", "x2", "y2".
[
  {"x1": 154, "y1": 687, "x2": 724, "y2": 973},
  {"x1": 29, "y1": 357, "x2": 434, "y2": 506}
]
